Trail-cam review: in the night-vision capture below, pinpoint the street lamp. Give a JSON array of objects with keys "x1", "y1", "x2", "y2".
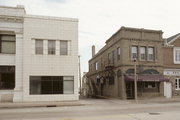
[
  {"x1": 78, "y1": 55, "x2": 82, "y2": 95},
  {"x1": 134, "y1": 58, "x2": 138, "y2": 103}
]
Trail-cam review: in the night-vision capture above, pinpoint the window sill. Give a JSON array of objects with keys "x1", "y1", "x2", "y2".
[
  {"x1": 174, "y1": 62, "x2": 180, "y2": 64},
  {"x1": 0, "y1": 53, "x2": 15, "y2": 55}
]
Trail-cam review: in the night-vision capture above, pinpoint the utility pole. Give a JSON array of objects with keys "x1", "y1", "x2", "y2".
[
  {"x1": 134, "y1": 58, "x2": 138, "y2": 103},
  {"x1": 78, "y1": 55, "x2": 82, "y2": 95}
]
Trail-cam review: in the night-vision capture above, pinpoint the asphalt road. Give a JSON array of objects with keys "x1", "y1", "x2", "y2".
[{"x1": 0, "y1": 99, "x2": 180, "y2": 120}]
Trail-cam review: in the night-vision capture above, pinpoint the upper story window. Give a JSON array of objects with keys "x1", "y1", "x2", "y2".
[
  {"x1": 174, "y1": 47, "x2": 180, "y2": 64},
  {"x1": 108, "y1": 53, "x2": 111, "y2": 64},
  {"x1": 112, "y1": 50, "x2": 115, "y2": 64},
  {"x1": 35, "y1": 40, "x2": 43, "y2": 54},
  {"x1": 131, "y1": 46, "x2": 138, "y2": 60},
  {"x1": 148, "y1": 47, "x2": 154, "y2": 61},
  {"x1": 117, "y1": 47, "x2": 120, "y2": 60},
  {"x1": 140, "y1": 47, "x2": 146, "y2": 61},
  {"x1": 0, "y1": 35, "x2": 15, "y2": 54},
  {"x1": 175, "y1": 78, "x2": 180, "y2": 90},
  {"x1": 95, "y1": 61, "x2": 98, "y2": 70},
  {"x1": 60, "y1": 41, "x2": 68, "y2": 55},
  {"x1": 48, "y1": 40, "x2": 55, "y2": 55}
]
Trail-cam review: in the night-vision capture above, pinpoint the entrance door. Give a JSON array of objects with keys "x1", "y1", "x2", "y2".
[
  {"x1": 126, "y1": 82, "x2": 134, "y2": 99},
  {"x1": 164, "y1": 82, "x2": 172, "y2": 98}
]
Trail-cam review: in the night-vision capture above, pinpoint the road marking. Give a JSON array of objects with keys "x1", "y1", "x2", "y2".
[{"x1": 61, "y1": 114, "x2": 133, "y2": 120}]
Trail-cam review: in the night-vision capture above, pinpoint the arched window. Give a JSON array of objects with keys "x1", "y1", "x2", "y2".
[
  {"x1": 126, "y1": 69, "x2": 135, "y2": 74},
  {"x1": 142, "y1": 69, "x2": 159, "y2": 74}
]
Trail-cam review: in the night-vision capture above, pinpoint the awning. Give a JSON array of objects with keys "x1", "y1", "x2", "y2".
[{"x1": 124, "y1": 74, "x2": 169, "y2": 82}]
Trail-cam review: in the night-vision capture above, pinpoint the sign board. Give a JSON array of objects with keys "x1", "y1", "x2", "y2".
[{"x1": 164, "y1": 69, "x2": 180, "y2": 76}]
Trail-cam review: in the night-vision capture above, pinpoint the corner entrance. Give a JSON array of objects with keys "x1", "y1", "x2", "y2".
[{"x1": 126, "y1": 82, "x2": 134, "y2": 99}]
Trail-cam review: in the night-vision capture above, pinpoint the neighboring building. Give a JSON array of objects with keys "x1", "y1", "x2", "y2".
[
  {"x1": 0, "y1": 5, "x2": 78, "y2": 102},
  {"x1": 164, "y1": 33, "x2": 180, "y2": 97},
  {"x1": 82, "y1": 72, "x2": 89, "y2": 97},
  {"x1": 87, "y1": 26, "x2": 169, "y2": 99}
]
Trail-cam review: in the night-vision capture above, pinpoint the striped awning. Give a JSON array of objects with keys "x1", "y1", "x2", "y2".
[{"x1": 124, "y1": 74, "x2": 169, "y2": 82}]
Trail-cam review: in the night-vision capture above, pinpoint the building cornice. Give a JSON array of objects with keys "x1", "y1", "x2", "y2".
[{"x1": 0, "y1": 15, "x2": 23, "y2": 23}]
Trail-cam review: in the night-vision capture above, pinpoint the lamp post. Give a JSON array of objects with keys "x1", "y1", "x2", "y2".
[
  {"x1": 134, "y1": 58, "x2": 138, "y2": 103},
  {"x1": 78, "y1": 55, "x2": 82, "y2": 95}
]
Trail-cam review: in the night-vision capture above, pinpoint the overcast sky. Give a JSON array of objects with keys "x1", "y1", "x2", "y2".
[{"x1": 0, "y1": 0, "x2": 180, "y2": 74}]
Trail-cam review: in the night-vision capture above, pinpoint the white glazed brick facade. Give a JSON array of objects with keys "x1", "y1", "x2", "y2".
[{"x1": 0, "y1": 5, "x2": 79, "y2": 102}]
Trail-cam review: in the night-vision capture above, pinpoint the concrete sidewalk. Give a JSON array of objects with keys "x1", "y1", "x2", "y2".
[
  {"x1": 134, "y1": 96, "x2": 180, "y2": 104},
  {"x1": 0, "y1": 100, "x2": 84, "y2": 109},
  {"x1": 1, "y1": 97, "x2": 180, "y2": 109}
]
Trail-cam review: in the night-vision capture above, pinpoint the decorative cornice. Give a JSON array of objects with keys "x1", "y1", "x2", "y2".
[{"x1": 0, "y1": 15, "x2": 23, "y2": 23}]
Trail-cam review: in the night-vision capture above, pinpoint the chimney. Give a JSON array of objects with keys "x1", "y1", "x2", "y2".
[{"x1": 92, "y1": 45, "x2": 95, "y2": 57}]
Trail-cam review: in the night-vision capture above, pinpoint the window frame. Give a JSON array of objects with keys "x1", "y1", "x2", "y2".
[
  {"x1": 95, "y1": 61, "x2": 98, "y2": 70},
  {"x1": 175, "y1": 78, "x2": 180, "y2": 90},
  {"x1": 117, "y1": 47, "x2": 121, "y2": 60},
  {"x1": 0, "y1": 34, "x2": 16, "y2": 54},
  {"x1": 148, "y1": 47, "x2": 154, "y2": 61},
  {"x1": 29, "y1": 76, "x2": 74, "y2": 95},
  {"x1": 48, "y1": 40, "x2": 56, "y2": 55},
  {"x1": 174, "y1": 47, "x2": 180, "y2": 64},
  {"x1": 60, "y1": 41, "x2": 68, "y2": 55},
  {"x1": 131, "y1": 46, "x2": 138, "y2": 60},
  {"x1": 35, "y1": 40, "x2": 43, "y2": 54},
  {"x1": 140, "y1": 46, "x2": 146, "y2": 61}
]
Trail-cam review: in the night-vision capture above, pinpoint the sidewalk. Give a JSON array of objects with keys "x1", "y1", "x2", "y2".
[
  {"x1": 1, "y1": 97, "x2": 180, "y2": 109},
  {"x1": 135, "y1": 96, "x2": 180, "y2": 104},
  {"x1": 0, "y1": 100, "x2": 84, "y2": 109}
]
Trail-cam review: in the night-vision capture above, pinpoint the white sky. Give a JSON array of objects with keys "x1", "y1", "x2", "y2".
[{"x1": 0, "y1": 0, "x2": 180, "y2": 74}]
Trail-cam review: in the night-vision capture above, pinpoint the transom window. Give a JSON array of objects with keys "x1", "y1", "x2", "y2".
[
  {"x1": 131, "y1": 46, "x2": 138, "y2": 60},
  {"x1": 0, "y1": 35, "x2": 15, "y2": 54},
  {"x1": 175, "y1": 78, "x2": 180, "y2": 90},
  {"x1": 174, "y1": 47, "x2": 180, "y2": 64}
]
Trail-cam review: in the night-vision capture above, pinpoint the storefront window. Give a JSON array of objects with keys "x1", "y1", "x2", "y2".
[{"x1": 30, "y1": 76, "x2": 74, "y2": 94}]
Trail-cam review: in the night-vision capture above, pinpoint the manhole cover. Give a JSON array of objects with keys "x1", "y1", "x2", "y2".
[{"x1": 149, "y1": 112, "x2": 161, "y2": 115}]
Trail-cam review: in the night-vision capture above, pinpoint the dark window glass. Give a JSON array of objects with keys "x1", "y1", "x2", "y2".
[
  {"x1": 108, "y1": 76, "x2": 115, "y2": 85},
  {"x1": 0, "y1": 66, "x2": 15, "y2": 90},
  {"x1": 144, "y1": 82, "x2": 156, "y2": 88},
  {"x1": 30, "y1": 76, "x2": 73, "y2": 95}
]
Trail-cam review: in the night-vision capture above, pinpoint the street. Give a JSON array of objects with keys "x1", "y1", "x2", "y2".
[{"x1": 0, "y1": 98, "x2": 180, "y2": 120}]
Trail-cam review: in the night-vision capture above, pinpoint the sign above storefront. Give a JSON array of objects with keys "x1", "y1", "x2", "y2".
[{"x1": 164, "y1": 69, "x2": 180, "y2": 76}]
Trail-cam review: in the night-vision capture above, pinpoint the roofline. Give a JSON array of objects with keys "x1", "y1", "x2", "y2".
[
  {"x1": 25, "y1": 15, "x2": 78, "y2": 22},
  {"x1": 105, "y1": 26, "x2": 163, "y2": 43},
  {"x1": 0, "y1": 5, "x2": 25, "y2": 9},
  {"x1": 167, "y1": 34, "x2": 180, "y2": 45}
]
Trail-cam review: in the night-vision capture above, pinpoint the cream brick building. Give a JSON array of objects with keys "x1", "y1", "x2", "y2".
[{"x1": 0, "y1": 5, "x2": 79, "y2": 102}]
